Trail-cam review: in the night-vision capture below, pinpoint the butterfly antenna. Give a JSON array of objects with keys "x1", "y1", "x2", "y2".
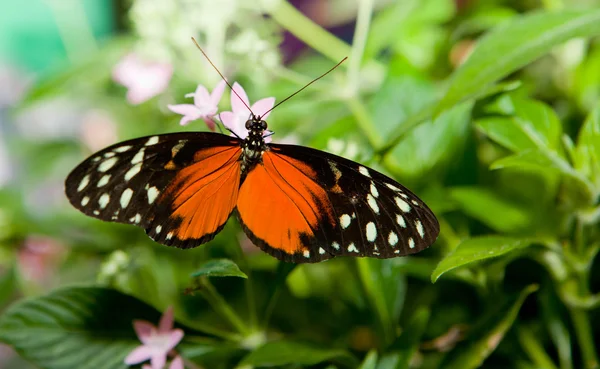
[
  {"x1": 191, "y1": 37, "x2": 254, "y2": 116},
  {"x1": 261, "y1": 57, "x2": 348, "y2": 117}
]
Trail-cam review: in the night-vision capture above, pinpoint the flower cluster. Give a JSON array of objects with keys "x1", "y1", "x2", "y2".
[{"x1": 168, "y1": 81, "x2": 275, "y2": 142}]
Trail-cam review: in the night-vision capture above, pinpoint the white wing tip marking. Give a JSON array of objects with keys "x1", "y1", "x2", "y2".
[{"x1": 366, "y1": 222, "x2": 377, "y2": 242}]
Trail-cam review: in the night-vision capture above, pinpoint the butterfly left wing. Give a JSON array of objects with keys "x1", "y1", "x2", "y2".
[
  {"x1": 236, "y1": 144, "x2": 439, "y2": 263},
  {"x1": 65, "y1": 132, "x2": 243, "y2": 248}
]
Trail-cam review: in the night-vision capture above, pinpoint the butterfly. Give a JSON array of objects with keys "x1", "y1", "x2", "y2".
[{"x1": 65, "y1": 113, "x2": 439, "y2": 263}]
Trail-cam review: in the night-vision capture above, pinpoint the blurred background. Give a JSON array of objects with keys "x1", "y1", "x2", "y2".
[{"x1": 1, "y1": 0, "x2": 600, "y2": 368}]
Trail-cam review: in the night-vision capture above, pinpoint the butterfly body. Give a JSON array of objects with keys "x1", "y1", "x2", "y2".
[{"x1": 66, "y1": 116, "x2": 439, "y2": 263}]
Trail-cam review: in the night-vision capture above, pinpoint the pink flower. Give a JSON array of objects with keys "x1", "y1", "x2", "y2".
[
  {"x1": 124, "y1": 307, "x2": 184, "y2": 369},
  {"x1": 113, "y1": 53, "x2": 173, "y2": 105},
  {"x1": 168, "y1": 81, "x2": 226, "y2": 129},
  {"x1": 219, "y1": 82, "x2": 275, "y2": 142}
]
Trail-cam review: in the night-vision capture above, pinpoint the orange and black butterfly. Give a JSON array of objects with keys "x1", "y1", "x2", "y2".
[{"x1": 65, "y1": 54, "x2": 439, "y2": 263}]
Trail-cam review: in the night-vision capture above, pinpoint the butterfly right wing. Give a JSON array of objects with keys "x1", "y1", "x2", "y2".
[{"x1": 65, "y1": 132, "x2": 242, "y2": 248}]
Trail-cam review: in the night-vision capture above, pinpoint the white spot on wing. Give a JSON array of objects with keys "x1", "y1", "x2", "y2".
[
  {"x1": 130, "y1": 213, "x2": 141, "y2": 224},
  {"x1": 78, "y1": 175, "x2": 90, "y2": 192},
  {"x1": 319, "y1": 247, "x2": 326, "y2": 255},
  {"x1": 347, "y1": 243, "x2": 359, "y2": 253},
  {"x1": 98, "y1": 157, "x2": 118, "y2": 172},
  {"x1": 97, "y1": 174, "x2": 111, "y2": 187},
  {"x1": 155, "y1": 225, "x2": 162, "y2": 234},
  {"x1": 411, "y1": 199, "x2": 419, "y2": 206},
  {"x1": 358, "y1": 166, "x2": 371, "y2": 177},
  {"x1": 81, "y1": 196, "x2": 90, "y2": 206},
  {"x1": 120, "y1": 188, "x2": 133, "y2": 208},
  {"x1": 415, "y1": 220, "x2": 425, "y2": 238},
  {"x1": 395, "y1": 197, "x2": 411, "y2": 213},
  {"x1": 329, "y1": 161, "x2": 342, "y2": 181},
  {"x1": 125, "y1": 163, "x2": 142, "y2": 181},
  {"x1": 388, "y1": 231, "x2": 398, "y2": 246},
  {"x1": 386, "y1": 183, "x2": 400, "y2": 192},
  {"x1": 366, "y1": 222, "x2": 377, "y2": 242},
  {"x1": 332, "y1": 242, "x2": 340, "y2": 250},
  {"x1": 147, "y1": 186, "x2": 160, "y2": 204},
  {"x1": 93, "y1": 210, "x2": 100, "y2": 215},
  {"x1": 114, "y1": 145, "x2": 132, "y2": 153},
  {"x1": 408, "y1": 237, "x2": 415, "y2": 249},
  {"x1": 166, "y1": 232, "x2": 174, "y2": 240},
  {"x1": 370, "y1": 183, "x2": 379, "y2": 198},
  {"x1": 303, "y1": 250, "x2": 310, "y2": 258},
  {"x1": 145, "y1": 136, "x2": 159, "y2": 146},
  {"x1": 340, "y1": 214, "x2": 351, "y2": 229},
  {"x1": 367, "y1": 194, "x2": 379, "y2": 214},
  {"x1": 98, "y1": 193, "x2": 110, "y2": 209},
  {"x1": 104, "y1": 152, "x2": 115, "y2": 158},
  {"x1": 396, "y1": 214, "x2": 406, "y2": 228},
  {"x1": 131, "y1": 148, "x2": 145, "y2": 164}
]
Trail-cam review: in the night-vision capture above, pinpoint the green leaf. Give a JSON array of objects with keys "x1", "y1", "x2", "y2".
[
  {"x1": 432, "y1": 236, "x2": 534, "y2": 282},
  {"x1": 575, "y1": 104, "x2": 600, "y2": 188},
  {"x1": 450, "y1": 187, "x2": 531, "y2": 232},
  {"x1": 441, "y1": 285, "x2": 539, "y2": 369},
  {"x1": 240, "y1": 340, "x2": 358, "y2": 367},
  {"x1": 384, "y1": 101, "x2": 473, "y2": 183},
  {"x1": 437, "y1": 9, "x2": 600, "y2": 113},
  {"x1": 358, "y1": 350, "x2": 378, "y2": 369},
  {"x1": 0, "y1": 286, "x2": 171, "y2": 369},
  {"x1": 191, "y1": 259, "x2": 248, "y2": 279},
  {"x1": 357, "y1": 258, "x2": 406, "y2": 345}
]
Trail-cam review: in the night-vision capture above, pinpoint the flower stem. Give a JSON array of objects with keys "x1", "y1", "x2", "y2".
[
  {"x1": 199, "y1": 278, "x2": 250, "y2": 336},
  {"x1": 266, "y1": 0, "x2": 351, "y2": 63},
  {"x1": 568, "y1": 307, "x2": 598, "y2": 369},
  {"x1": 347, "y1": 0, "x2": 374, "y2": 95},
  {"x1": 345, "y1": 95, "x2": 383, "y2": 148}
]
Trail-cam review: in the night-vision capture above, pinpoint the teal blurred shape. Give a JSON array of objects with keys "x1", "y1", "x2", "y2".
[{"x1": 0, "y1": 0, "x2": 114, "y2": 74}]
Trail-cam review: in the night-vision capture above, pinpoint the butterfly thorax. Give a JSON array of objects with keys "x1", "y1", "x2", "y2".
[{"x1": 240, "y1": 116, "x2": 268, "y2": 172}]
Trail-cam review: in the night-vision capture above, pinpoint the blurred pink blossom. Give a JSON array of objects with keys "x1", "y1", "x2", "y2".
[
  {"x1": 125, "y1": 307, "x2": 184, "y2": 369},
  {"x1": 79, "y1": 109, "x2": 118, "y2": 152},
  {"x1": 113, "y1": 54, "x2": 173, "y2": 105},
  {"x1": 18, "y1": 236, "x2": 66, "y2": 285},
  {"x1": 142, "y1": 355, "x2": 183, "y2": 369},
  {"x1": 219, "y1": 82, "x2": 275, "y2": 142},
  {"x1": 168, "y1": 81, "x2": 226, "y2": 130}
]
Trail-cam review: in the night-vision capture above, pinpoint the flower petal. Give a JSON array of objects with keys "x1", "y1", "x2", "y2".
[
  {"x1": 169, "y1": 356, "x2": 184, "y2": 369},
  {"x1": 158, "y1": 306, "x2": 174, "y2": 333},
  {"x1": 210, "y1": 80, "x2": 227, "y2": 105},
  {"x1": 150, "y1": 353, "x2": 166, "y2": 369},
  {"x1": 193, "y1": 84, "x2": 211, "y2": 107},
  {"x1": 219, "y1": 111, "x2": 236, "y2": 132},
  {"x1": 168, "y1": 104, "x2": 200, "y2": 117},
  {"x1": 252, "y1": 97, "x2": 276, "y2": 120},
  {"x1": 203, "y1": 117, "x2": 217, "y2": 131},
  {"x1": 166, "y1": 328, "x2": 185, "y2": 351},
  {"x1": 230, "y1": 82, "x2": 250, "y2": 114},
  {"x1": 133, "y1": 320, "x2": 156, "y2": 344},
  {"x1": 124, "y1": 345, "x2": 153, "y2": 364}
]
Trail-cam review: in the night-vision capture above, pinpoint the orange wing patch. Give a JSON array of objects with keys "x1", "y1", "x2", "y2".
[
  {"x1": 152, "y1": 146, "x2": 242, "y2": 244},
  {"x1": 237, "y1": 150, "x2": 334, "y2": 259}
]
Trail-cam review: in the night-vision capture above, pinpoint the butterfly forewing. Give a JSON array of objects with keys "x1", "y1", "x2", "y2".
[
  {"x1": 65, "y1": 132, "x2": 242, "y2": 247},
  {"x1": 236, "y1": 144, "x2": 439, "y2": 263}
]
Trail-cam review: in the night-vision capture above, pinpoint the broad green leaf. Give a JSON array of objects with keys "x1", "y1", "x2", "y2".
[
  {"x1": 357, "y1": 258, "x2": 406, "y2": 345},
  {"x1": 432, "y1": 236, "x2": 534, "y2": 282},
  {"x1": 450, "y1": 187, "x2": 530, "y2": 232},
  {"x1": 384, "y1": 101, "x2": 473, "y2": 183},
  {"x1": 0, "y1": 286, "x2": 208, "y2": 369},
  {"x1": 441, "y1": 285, "x2": 538, "y2": 369},
  {"x1": 437, "y1": 9, "x2": 600, "y2": 113},
  {"x1": 191, "y1": 259, "x2": 247, "y2": 279},
  {"x1": 477, "y1": 97, "x2": 562, "y2": 152},
  {"x1": 240, "y1": 340, "x2": 358, "y2": 367},
  {"x1": 575, "y1": 105, "x2": 600, "y2": 188}
]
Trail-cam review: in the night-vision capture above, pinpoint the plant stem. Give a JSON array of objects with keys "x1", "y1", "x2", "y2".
[
  {"x1": 345, "y1": 96, "x2": 383, "y2": 148},
  {"x1": 518, "y1": 328, "x2": 560, "y2": 369},
  {"x1": 347, "y1": 0, "x2": 374, "y2": 95},
  {"x1": 266, "y1": 0, "x2": 351, "y2": 63},
  {"x1": 568, "y1": 307, "x2": 598, "y2": 369},
  {"x1": 199, "y1": 278, "x2": 250, "y2": 336}
]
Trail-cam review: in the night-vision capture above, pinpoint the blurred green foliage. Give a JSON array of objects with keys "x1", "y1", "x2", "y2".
[{"x1": 1, "y1": 0, "x2": 600, "y2": 369}]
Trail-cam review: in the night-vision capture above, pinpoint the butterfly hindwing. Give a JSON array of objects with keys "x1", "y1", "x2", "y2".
[
  {"x1": 236, "y1": 144, "x2": 439, "y2": 263},
  {"x1": 65, "y1": 132, "x2": 242, "y2": 248}
]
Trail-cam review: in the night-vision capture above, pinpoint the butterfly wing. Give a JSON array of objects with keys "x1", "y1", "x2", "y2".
[
  {"x1": 236, "y1": 144, "x2": 439, "y2": 263},
  {"x1": 65, "y1": 132, "x2": 242, "y2": 248}
]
